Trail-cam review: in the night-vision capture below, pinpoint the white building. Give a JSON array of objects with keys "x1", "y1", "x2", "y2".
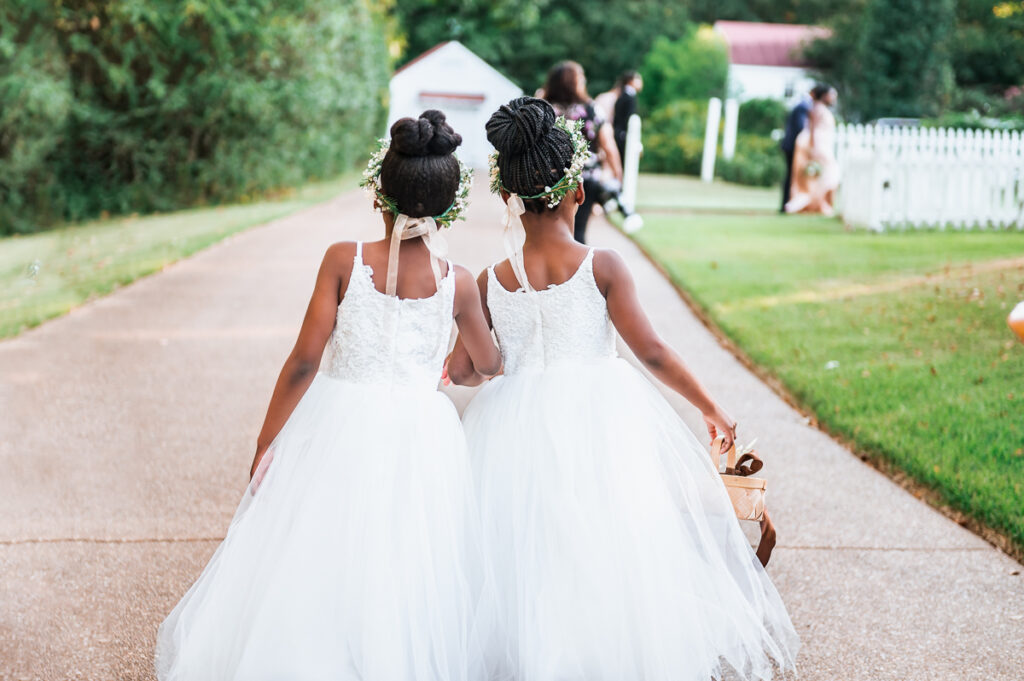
[
  {"x1": 388, "y1": 41, "x2": 523, "y2": 169},
  {"x1": 713, "y1": 21, "x2": 829, "y2": 103}
]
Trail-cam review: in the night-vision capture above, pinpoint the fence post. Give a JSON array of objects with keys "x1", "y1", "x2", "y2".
[
  {"x1": 701, "y1": 97, "x2": 722, "y2": 182},
  {"x1": 722, "y1": 98, "x2": 739, "y2": 160},
  {"x1": 620, "y1": 114, "x2": 643, "y2": 215}
]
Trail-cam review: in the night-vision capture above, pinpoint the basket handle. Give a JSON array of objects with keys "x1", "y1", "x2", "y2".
[{"x1": 710, "y1": 435, "x2": 737, "y2": 471}]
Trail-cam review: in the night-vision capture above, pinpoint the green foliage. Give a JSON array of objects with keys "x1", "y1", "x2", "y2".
[
  {"x1": 640, "y1": 100, "x2": 783, "y2": 186},
  {"x1": 684, "y1": 0, "x2": 861, "y2": 24},
  {"x1": 0, "y1": 0, "x2": 389, "y2": 235},
  {"x1": 639, "y1": 26, "x2": 729, "y2": 113},
  {"x1": 0, "y1": 2, "x2": 72, "y2": 233},
  {"x1": 808, "y1": 0, "x2": 957, "y2": 122},
  {"x1": 737, "y1": 97, "x2": 787, "y2": 136},
  {"x1": 923, "y1": 109, "x2": 1024, "y2": 133},
  {"x1": 392, "y1": 0, "x2": 690, "y2": 94},
  {"x1": 639, "y1": 99, "x2": 707, "y2": 175},
  {"x1": 717, "y1": 135, "x2": 784, "y2": 187},
  {"x1": 952, "y1": 0, "x2": 1024, "y2": 93}
]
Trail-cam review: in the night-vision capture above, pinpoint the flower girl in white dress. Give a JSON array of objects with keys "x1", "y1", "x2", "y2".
[
  {"x1": 448, "y1": 97, "x2": 800, "y2": 681},
  {"x1": 155, "y1": 111, "x2": 502, "y2": 681}
]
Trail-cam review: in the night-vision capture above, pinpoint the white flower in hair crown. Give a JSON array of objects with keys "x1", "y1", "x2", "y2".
[
  {"x1": 488, "y1": 116, "x2": 589, "y2": 209},
  {"x1": 360, "y1": 138, "x2": 473, "y2": 229}
]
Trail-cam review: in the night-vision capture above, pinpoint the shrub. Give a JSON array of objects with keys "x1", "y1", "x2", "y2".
[
  {"x1": 640, "y1": 99, "x2": 708, "y2": 175},
  {"x1": 1, "y1": 0, "x2": 390, "y2": 234},
  {"x1": 717, "y1": 135, "x2": 786, "y2": 187},
  {"x1": 738, "y1": 98, "x2": 787, "y2": 136},
  {"x1": 640, "y1": 26, "x2": 728, "y2": 113}
]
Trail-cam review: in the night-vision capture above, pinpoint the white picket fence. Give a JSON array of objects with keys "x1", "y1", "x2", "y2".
[{"x1": 835, "y1": 124, "x2": 1024, "y2": 231}]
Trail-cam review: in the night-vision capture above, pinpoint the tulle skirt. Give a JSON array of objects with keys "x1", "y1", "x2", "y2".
[
  {"x1": 463, "y1": 357, "x2": 800, "y2": 681},
  {"x1": 155, "y1": 373, "x2": 484, "y2": 681}
]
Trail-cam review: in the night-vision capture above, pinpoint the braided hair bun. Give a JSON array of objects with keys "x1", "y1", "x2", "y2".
[
  {"x1": 381, "y1": 110, "x2": 462, "y2": 217},
  {"x1": 486, "y1": 97, "x2": 575, "y2": 212},
  {"x1": 390, "y1": 110, "x2": 462, "y2": 157}
]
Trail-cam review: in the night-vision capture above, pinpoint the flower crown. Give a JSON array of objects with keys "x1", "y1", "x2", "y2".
[
  {"x1": 360, "y1": 138, "x2": 473, "y2": 229},
  {"x1": 488, "y1": 116, "x2": 590, "y2": 209}
]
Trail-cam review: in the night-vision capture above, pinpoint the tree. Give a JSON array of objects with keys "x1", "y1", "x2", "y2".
[
  {"x1": 639, "y1": 26, "x2": 729, "y2": 112},
  {"x1": 807, "y1": 0, "x2": 954, "y2": 121},
  {"x1": 1, "y1": 0, "x2": 391, "y2": 233},
  {"x1": 951, "y1": 0, "x2": 1024, "y2": 95},
  {"x1": 391, "y1": 0, "x2": 691, "y2": 94}
]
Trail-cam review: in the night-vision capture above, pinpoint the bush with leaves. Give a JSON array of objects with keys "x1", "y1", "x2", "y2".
[
  {"x1": 1, "y1": 0, "x2": 389, "y2": 234},
  {"x1": 639, "y1": 99, "x2": 708, "y2": 175},
  {"x1": 738, "y1": 97, "x2": 787, "y2": 136},
  {"x1": 639, "y1": 25, "x2": 728, "y2": 114},
  {"x1": 717, "y1": 135, "x2": 785, "y2": 187}
]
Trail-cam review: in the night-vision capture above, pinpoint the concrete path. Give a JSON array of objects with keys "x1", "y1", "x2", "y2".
[{"x1": 1, "y1": 180, "x2": 1021, "y2": 680}]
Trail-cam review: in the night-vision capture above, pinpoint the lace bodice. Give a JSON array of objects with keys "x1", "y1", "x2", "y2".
[
  {"x1": 487, "y1": 249, "x2": 617, "y2": 375},
  {"x1": 324, "y1": 242, "x2": 454, "y2": 390}
]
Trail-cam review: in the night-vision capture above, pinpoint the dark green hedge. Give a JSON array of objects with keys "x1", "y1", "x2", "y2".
[
  {"x1": 717, "y1": 135, "x2": 786, "y2": 187},
  {"x1": 641, "y1": 98, "x2": 785, "y2": 186},
  {"x1": 1, "y1": 0, "x2": 389, "y2": 235}
]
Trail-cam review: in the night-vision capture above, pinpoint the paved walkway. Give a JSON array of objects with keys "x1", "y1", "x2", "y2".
[{"x1": 1, "y1": 181, "x2": 1021, "y2": 680}]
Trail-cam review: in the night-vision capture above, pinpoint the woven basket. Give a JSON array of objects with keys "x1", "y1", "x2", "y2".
[{"x1": 711, "y1": 436, "x2": 766, "y2": 522}]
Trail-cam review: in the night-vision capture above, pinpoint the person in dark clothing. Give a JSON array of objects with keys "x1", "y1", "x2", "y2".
[
  {"x1": 612, "y1": 70, "x2": 642, "y2": 162},
  {"x1": 780, "y1": 91, "x2": 813, "y2": 212},
  {"x1": 542, "y1": 60, "x2": 622, "y2": 244}
]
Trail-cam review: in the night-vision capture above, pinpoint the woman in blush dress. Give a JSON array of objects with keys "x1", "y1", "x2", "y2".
[{"x1": 786, "y1": 84, "x2": 840, "y2": 216}]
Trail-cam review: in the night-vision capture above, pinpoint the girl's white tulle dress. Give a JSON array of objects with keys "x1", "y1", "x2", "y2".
[
  {"x1": 156, "y1": 243, "x2": 483, "y2": 681},
  {"x1": 463, "y1": 248, "x2": 800, "y2": 681}
]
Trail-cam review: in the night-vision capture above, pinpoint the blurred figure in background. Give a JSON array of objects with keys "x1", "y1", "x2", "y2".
[
  {"x1": 779, "y1": 88, "x2": 813, "y2": 213},
  {"x1": 612, "y1": 70, "x2": 642, "y2": 162},
  {"x1": 543, "y1": 60, "x2": 622, "y2": 243},
  {"x1": 785, "y1": 84, "x2": 840, "y2": 216}
]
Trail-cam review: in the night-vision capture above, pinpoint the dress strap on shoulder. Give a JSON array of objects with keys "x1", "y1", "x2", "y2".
[{"x1": 355, "y1": 241, "x2": 363, "y2": 260}]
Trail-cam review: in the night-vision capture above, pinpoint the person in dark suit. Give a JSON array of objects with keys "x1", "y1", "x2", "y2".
[
  {"x1": 612, "y1": 70, "x2": 642, "y2": 162},
  {"x1": 780, "y1": 90, "x2": 813, "y2": 212}
]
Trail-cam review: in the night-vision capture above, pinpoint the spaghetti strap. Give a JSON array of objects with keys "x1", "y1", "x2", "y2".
[{"x1": 355, "y1": 241, "x2": 363, "y2": 260}]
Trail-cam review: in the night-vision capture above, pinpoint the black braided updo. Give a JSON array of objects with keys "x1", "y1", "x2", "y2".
[
  {"x1": 486, "y1": 97, "x2": 576, "y2": 213},
  {"x1": 380, "y1": 110, "x2": 463, "y2": 218}
]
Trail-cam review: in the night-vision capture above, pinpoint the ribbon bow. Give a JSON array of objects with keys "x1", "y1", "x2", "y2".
[
  {"x1": 501, "y1": 194, "x2": 534, "y2": 293},
  {"x1": 387, "y1": 214, "x2": 449, "y2": 296}
]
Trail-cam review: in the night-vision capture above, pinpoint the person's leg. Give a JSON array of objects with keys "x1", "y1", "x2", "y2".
[
  {"x1": 781, "y1": 149, "x2": 794, "y2": 212},
  {"x1": 574, "y1": 178, "x2": 599, "y2": 243}
]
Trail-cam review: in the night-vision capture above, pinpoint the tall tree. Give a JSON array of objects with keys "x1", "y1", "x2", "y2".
[
  {"x1": 807, "y1": 0, "x2": 954, "y2": 121},
  {"x1": 952, "y1": 0, "x2": 1024, "y2": 95},
  {"x1": 391, "y1": 0, "x2": 690, "y2": 93}
]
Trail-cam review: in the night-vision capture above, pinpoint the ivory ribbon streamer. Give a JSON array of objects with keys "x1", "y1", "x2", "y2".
[
  {"x1": 502, "y1": 194, "x2": 534, "y2": 293},
  {"x1": 386, "y1": 214, "x2": 449, "y2": 296}
]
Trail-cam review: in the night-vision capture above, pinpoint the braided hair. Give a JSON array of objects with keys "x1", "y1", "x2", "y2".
[
  {"x1": 380, "y1": 110, "x2": 462, "y2": 218},
  {"x1": 485, "y1": 97, "x2": 575, "y2": 214}
]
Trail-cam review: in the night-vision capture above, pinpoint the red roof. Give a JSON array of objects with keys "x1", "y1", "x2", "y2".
[{"x1": 714, "y1": 21, "x2": 830, "y2": 67}]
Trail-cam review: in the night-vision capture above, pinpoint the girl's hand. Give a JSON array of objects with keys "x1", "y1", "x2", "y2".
[
  {"x1": 441, "y1": 353, "x2": 452, "y2": 386},
  {"x1": 703, "y1": 405, "x2": 737, "y2": 451},
  {"x1": 249, "y1": 446, "x2": 275, "y2": 495}
]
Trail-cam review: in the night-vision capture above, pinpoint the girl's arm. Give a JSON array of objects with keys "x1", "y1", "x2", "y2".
[
  {"x1": 593, "y1": 249, "x2": 738, "y2": 448},
  {"x1": 448, "y1": 268, "x2": 500, "y2": 386},
  {"x1": 598, "y1": 123, "x2": 623, "y2": 181},
  {"x1": 249, "y1": 243, "x2": 350, "y2": 478}
]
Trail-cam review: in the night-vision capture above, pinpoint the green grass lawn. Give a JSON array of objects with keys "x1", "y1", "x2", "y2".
[
  {"x1": 628, "y1": 174, "x2": 1024, "y2": 555},
  {"x1": 0, "y1": 176, "x2": 356, "y2": 339}
]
